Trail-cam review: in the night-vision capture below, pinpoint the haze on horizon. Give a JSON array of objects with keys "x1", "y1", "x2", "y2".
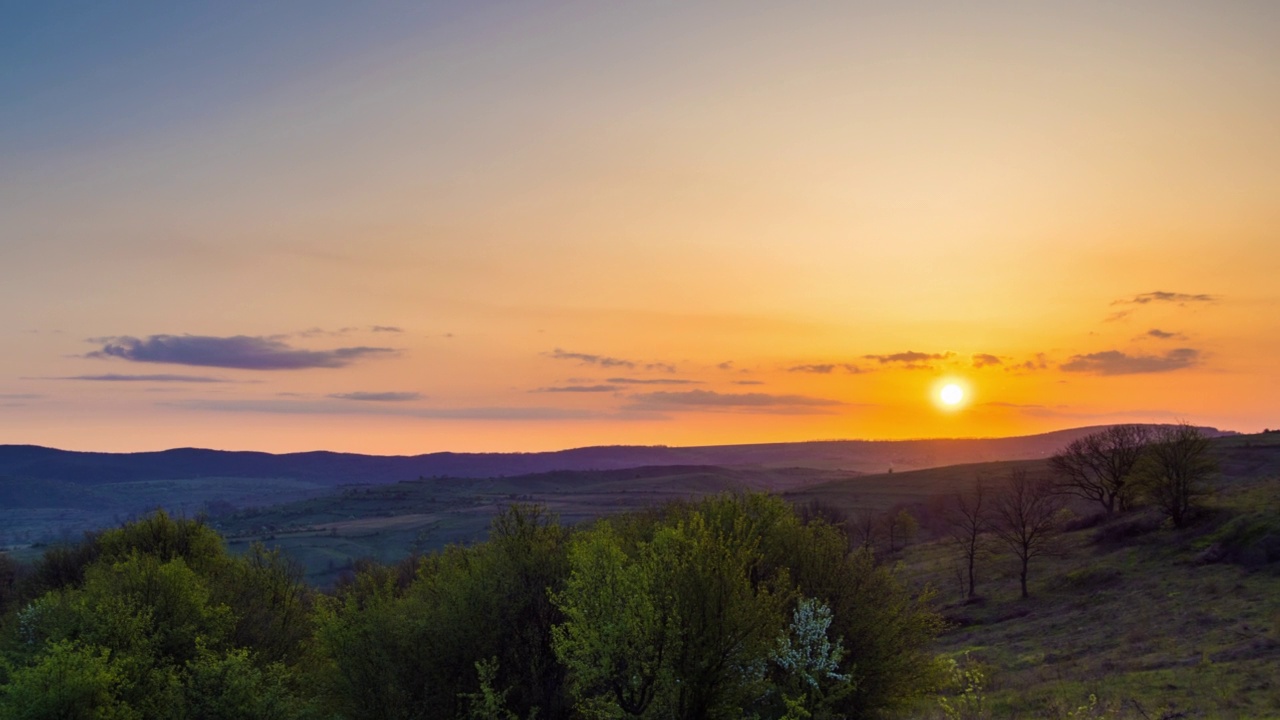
[{"x1": 3, "y1": 2, "x2": 1279, "y2": 455}]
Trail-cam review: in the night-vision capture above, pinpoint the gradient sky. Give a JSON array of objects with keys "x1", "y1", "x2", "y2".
[{"x1": 4, "y1": 1, "x2": 1279, "y2": 454}]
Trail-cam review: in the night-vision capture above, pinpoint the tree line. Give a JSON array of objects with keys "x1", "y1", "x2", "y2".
[{"x1": 0, "y1": 495, "x2": 943, "y2": 720}]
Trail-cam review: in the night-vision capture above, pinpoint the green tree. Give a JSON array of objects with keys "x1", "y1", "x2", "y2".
[
  {"x1": 0, "y1": 641, "x2": 138, "y2": 720},
  {"x1": 1136, "y1": 423, "x2": 1217, "y2": 528}
]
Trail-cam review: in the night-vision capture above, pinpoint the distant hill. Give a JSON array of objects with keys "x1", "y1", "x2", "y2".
[
  {"x1": 0, "y1": 424, "x2": 1230, "y2": 487},
  {"x1": 0, "y1": 424, "x2": 1236, "y2": 556}
]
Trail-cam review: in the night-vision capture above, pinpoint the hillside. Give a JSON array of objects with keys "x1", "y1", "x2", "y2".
[
  {"x1": 211, "y1": 464, "x2": 858, "y2": 584},
  {"x1": 2, "y1": 426, "x2": 1159, "y2": 552},
  {"x1": 890, "y1": 435, "x2": 1280, "y2": 719}
]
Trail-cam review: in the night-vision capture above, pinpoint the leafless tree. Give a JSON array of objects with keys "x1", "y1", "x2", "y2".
[
  {"x1": 851, "y1": 508, "x2": 881, "y2": 552},
  {"x1": 1137, "y1": 423, "x2": 1217, "y2": 528},
  {"x1": 993, "y1": 470, "x2": 1065, "y2": 599},
  {"x1": 1048, "y1": 425, "x2": 1151, "y2": 514},
  {"x1": 944, "y1": 478, "x2": 991, "y2": 599}
]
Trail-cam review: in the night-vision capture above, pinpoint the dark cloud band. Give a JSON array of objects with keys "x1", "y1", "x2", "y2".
[
  {"x1": 1060, "y1": 348, "x2": 1200, "y2": 375},
  {"x1": 87, "y1": 334, "x2": 396, "y2": 370}
]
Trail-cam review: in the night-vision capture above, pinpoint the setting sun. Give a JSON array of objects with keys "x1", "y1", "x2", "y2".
[{"x1": 937, "y1": 382, "x2": 968, "y2": 410}]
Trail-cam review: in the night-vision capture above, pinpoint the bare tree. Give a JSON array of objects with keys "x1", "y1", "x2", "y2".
[
  {"x1": 993, "y1": 471, "x2": 1065, "y2": 599},
  {"x1": 1048, "y1": 425, "x2": 1151, "y2": 514},
  {"x1": 851, "y1": 508, "x2": 881, "y2": 552},
  {"x1": 943, "y1": 479, "x2": 991, "y2": 599},
  {"x1": 1137, "y1": 423, "x2": 1217, "y2": 528}
]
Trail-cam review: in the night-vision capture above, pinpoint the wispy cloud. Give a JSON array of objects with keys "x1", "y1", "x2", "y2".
[
  {"x1": 1006, "y1": 353, "x2": 1050, "y2": 372},
  {"x1": 1106, "y1": 292, "x2": 1217, "y2": 322},
  {"x1": 788, "y1": 363, "x2": 863, "y2": 374},
  {"x1": 547, "y1": 348, "x2": 636, "y2": 369},
  {"x1": 863, "y1": 351, "x2": 952, "y2": 369},
  {"x1": 87, "y1": 335, "x2": 396, "y2": 370},
  {"x1": 370, "y1": 326, "x2": 404, "y2": 333},
  {"x1": 328, "y1": 391, "x2": 423, "y2": 402},
  {"x1": 606, "y1": 377, "x2": 703, "y2": 386},
  {"x1": 1060, "y1": 348, "x2": 1200, "y2": 375},
  {"x1": 1114, "y1": 291, "x2": 1216, "y2": 306},
  {"x1": 971, "y1": 353, "x2": 1003, "y2": 368},
  {"x1": 166, "y1": 398, "x2": 598, "y2": 420},
  {"x1": 625, "y1": 389, "x2": 841, "y2": 414},
  {"x1": 532, "y1": 385, "x2": 620, "y2": 393},
  {"x1": 0, "y1": 393, "x2": 43, "y2": 400},
  {"x1": 1144, "y1": 329, "x2": 1181, "y2": 340},
  {"x1": 47, "y1": 373, "x2": 231, "y2": 383},
  {"x1": 732, "y1": 380, "x2": 765, "y2": 386}
]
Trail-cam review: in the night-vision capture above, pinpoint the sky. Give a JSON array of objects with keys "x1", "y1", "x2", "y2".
[{"x1": 3, "y1": 1, "x2": 1279, "y2": 454}]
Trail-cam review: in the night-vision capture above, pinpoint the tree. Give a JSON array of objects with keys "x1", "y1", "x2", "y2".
[
  {"x1": 1136, "y1": 423, "x2": 1217, "y2": 528},
  {"x1": 1048, "y1": 425, "x2": 1151, "y2": 514},
  {"x1": 992, "y1": 471, "x2": 1065, "y2": 599},
  {"x1": 553, "y1": 505, "x2": 786, "y2": 719},
  {"x1": 850, "y1": 509, "x2": 881, "y2": 552},
  {"x1": 883, "y1": 508, "x2": 919, "y2": 553},
  {"x1": 943, "y1": 479, "x2": 991, "y2": 600}
]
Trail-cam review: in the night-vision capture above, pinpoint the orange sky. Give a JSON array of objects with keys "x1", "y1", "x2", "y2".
[{"x1": 2, "y1": 3, "x2": 1279, "y2": 453}]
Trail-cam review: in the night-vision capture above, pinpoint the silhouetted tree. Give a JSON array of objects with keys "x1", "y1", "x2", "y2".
[
  {"x1": 1048, "y1": 425, "x2": 1151, "y2": 514},
  {"x1": 1136, "y1": 423, "x2": 1217, "y2": 528},
  {"x1": 943, "y1": 479, "x2": 991, "y2": 599},
  {"x1": 992, "y1": 471, "x2": 1065, "y2": 599},
  {"x1": 883, "y1": 508, "x2": 918, "y2": 553},
  {"x1": 851, "y1": 508, "x2": 881, "y2": 552}
]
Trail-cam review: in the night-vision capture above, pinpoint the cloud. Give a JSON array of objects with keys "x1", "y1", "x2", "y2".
[
  {"x1": 1145, "y1": 329, "x2": 1182, "y2": 340},
  {"x1": 644, "y1": 362, "x2": 678, "y2": 373},
  {"x1": 717, "y1": 361, "x2": 734, "y2": 371},
  {"x1": 624, "y1": 390, "x2": 841, "y2": 414},
  {"x1": 532, "y1": 385, "x2": 620, "y2": 393},
  {"x1": 971, "y1": 354, "x2": 1003, "y2": 368},
  {"x1": 327, "y1": 391, "x2": 423, "y2": 402},
  {"x1": 1007, "y1": 353, "x2": 1050, "y2": 372},
  {"x1": 1060, "y1": 348, "x2": 1200, "y2": 375},
  {"x1": 370, "y1": 326, "x2": 403, "y2": 333},
  {"x1": 732, "y1": 380, "x2": 765, "y2": 385},
  {"x1": 606, "y1": 377, "x2": 703, "y2": 386},
  {"x1": 87, "y1": 335, "x2": 396, "y2": 370},
  {"x1": 0, "y1": 393, "x2": 43, "y2": 400},
  {"x1": 166, "y1": 398, "x2": 598, "y2": 420},
  {"x1": 787, "y1": 363, "x2": 863, "y2": 374},
  {"x1": 548, "y1": 348, "x2": 636, "y2": 369},
  {"x1": 1114, "y1": 291, "x2": 1216, "y2": 305},
  {"x1": 49, "y1": 373, "x2": 231, "y2": 383},
  {"x1": 863, "y1": 351, "x2": 953, "y2": 369}
]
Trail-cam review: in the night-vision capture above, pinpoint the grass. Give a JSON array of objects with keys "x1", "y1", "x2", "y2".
[{"x1": 889, "y1": 437, "x2": 1280, "y2": 719}]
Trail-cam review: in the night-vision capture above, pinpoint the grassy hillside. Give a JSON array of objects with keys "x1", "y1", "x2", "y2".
[{"x1": 886, "y1": 435, "x2": 1280, "y2": 719}]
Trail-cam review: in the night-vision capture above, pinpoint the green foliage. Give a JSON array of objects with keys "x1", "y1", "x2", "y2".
[
  {"x1": 3, "y1": 501, "x2": 943, "y2": 720},
  {"x1": 934, "y1": 653, "x2": 988, "y2": 720},
  {"x1": 183, "y1": 642, "x2": 301, "y2": 720},
  {"x1": 459, "y1": 658, "x2": 520, "y2": 720},
  {"x1": 0, "y1": 641, "x2": 138, "y2": 720},
  {"x1": 1134, "y1": 424, "x2": 1217, "y2": 528},
  {"x1": 0, "y1": 512, "x2": 310, "y2": 719},
  {"x1": 553, "y1": 494, "x2": 941, "y2": 720},
  {"x1": 313, "y1": 504, "x2": 571, "y2": 720}
]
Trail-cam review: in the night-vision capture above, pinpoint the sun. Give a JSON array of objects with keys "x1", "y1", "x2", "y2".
[
  {"x1": 940, "y1": 383, "x2": 964, "y2": 406},
  {"x1": 934, "y1": 380, "x2": 970, "y2": 410}
]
